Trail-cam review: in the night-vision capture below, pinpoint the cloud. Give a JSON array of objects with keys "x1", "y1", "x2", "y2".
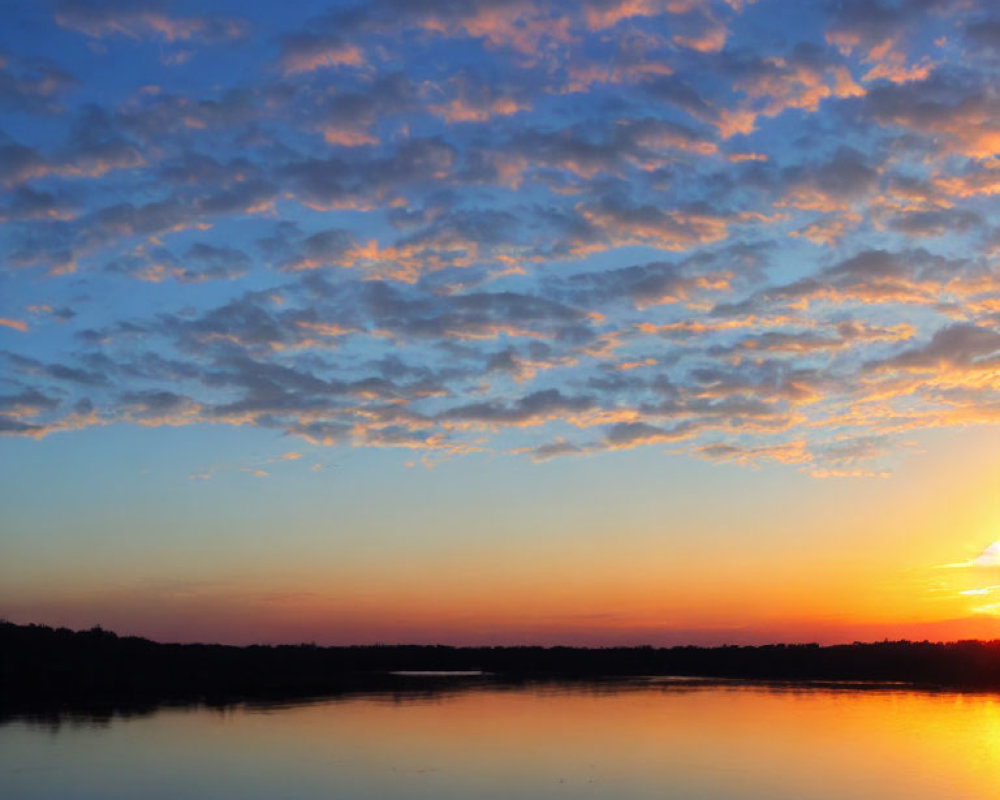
[
  {"x1": 0, "y1": 318, "x2": 29, "y2": 332},
  {"x1": 120, "y1": 390, "x2": 201, "y2": 426},
  {"x1": 55, "y1": 0, "x2": 248, "y2": 43},
  {"x1": 604, "y1": 421, "x2": 695, "y2": 450},
  {"x1": 883, "y1": 208, "x2": 981, "y2": 238},
  {"x1": 965, "y1": 17, "x2": 1000, "y2": 56},
  {"x1": 560, "y1": 258, "x2": 730, "y2": 309},
  {"x1": 511, "y1": 436, "x2": 584, "y2": 461},
  {"x1": 311, "y1": 73, "x2": 412, "y2": 146},
  {"x1": 864, "y1": 69, "x2": 1000, "y2": 158},
  {"x1": 715, "y1": 249, "x2": 980, "y2": 314},
  {"x1": 277, "y1": 34, "x2": 364, "y2": 75},
  {"x1": 960, "y1": 585, "x2": 1000, "y2": 596},
  {"x1": 0, "y1": 140, "x2": 50, "y2": 185},
  {"x1": 3, "y1": 0, "x2": 1000, "y2": 477},
  {"x1": 695, "y1": 439, "x2": 811, "y2": 466},
  {"x1": 869, "y1": 324, "x2": 1000, "y2": 372},
  {"x1": 498, "y1": 117, "x2": 717, "y2": 186},
  {"x1": 440, "y1": 388, "x2": 595, "y2": 428},
  {"x1": 0, "y1": 53, "x2": 78, "y2": 113},
  {"x1": 826, "y1": 0, "x2": 945, "y2": 84},
  {"x1": 583, "y1": 0, "x2": 666, "y2": 31},
  {"x1": 282, "y1": 137, "x2": 457, "y2": 211},
  {"x1": 719, "y1": 43, "x2": 865, "y2": 136},
  {"x1": 107, "y1": 242, "x2": 251, "y2": 283},
  {"x1": 943, "y1": 542, "x2": 1000, "y2": 568},
  {"x1": 0, "y1": 186, "x2": 78, "y2": 222},
  {"x1": 579, "y1": 197, "x2": 729, "y2": 253},
  {"x1": 777, "y1": 146, "x2": 878, "y2": 212}
]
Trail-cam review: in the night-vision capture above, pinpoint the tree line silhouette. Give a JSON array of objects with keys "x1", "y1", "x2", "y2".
[{"x1": 4, "y1": 621, "x2": 1000, "y2": 711}]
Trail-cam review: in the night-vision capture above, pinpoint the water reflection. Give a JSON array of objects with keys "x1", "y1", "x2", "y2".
[{"x1": 3, "y1": 679, "x2": 999, "y2": 799}]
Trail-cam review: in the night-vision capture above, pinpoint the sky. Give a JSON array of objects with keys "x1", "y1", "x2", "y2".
[{"x1": 1, "y1": 0, "x2": 1000, "y2": 646}]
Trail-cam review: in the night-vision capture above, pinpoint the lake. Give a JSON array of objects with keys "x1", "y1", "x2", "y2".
[{"x1": 3, "y1": 679, "x2": 999, "y2": 799}]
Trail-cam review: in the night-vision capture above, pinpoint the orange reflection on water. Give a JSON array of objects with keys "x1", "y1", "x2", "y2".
[
  {"x1": 5, "y1": 683, "x2": 1000, "y2": 799},
  {"x1": 198, "y1": 684, "x2": 1000, "y2": 799}
]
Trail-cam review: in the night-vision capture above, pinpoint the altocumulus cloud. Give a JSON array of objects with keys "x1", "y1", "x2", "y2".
[{"x1": 0, "y1": 0, "x2": 999, "y2": 475}]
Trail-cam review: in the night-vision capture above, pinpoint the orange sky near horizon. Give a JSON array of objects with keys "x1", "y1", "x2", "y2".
[{"x1": 3, "y1": 423, "x2": 998, "y2": 646}]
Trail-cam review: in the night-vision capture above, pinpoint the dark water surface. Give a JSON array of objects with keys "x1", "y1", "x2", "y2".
[{"x1": 3, "y1": 680, "x2": 999, "y2": 799}]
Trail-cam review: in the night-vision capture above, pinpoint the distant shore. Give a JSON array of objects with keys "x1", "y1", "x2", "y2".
[{"x1": 4, "y1": 621, "x2": 1000, "y2": 713}]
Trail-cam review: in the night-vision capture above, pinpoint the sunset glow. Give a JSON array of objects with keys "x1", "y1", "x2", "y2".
[{"x1": 2, "y1": 0, "x2": 1000, "y2": 645}]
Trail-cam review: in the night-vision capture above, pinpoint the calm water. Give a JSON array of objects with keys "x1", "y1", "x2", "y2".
[{"x1": 3, "y1": 681, "x2": 1000, "y2": 799}]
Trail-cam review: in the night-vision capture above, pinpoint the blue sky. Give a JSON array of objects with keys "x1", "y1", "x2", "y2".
[{"x1": 2, "y1": 0, "x2": 1000, "y2": 643}]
